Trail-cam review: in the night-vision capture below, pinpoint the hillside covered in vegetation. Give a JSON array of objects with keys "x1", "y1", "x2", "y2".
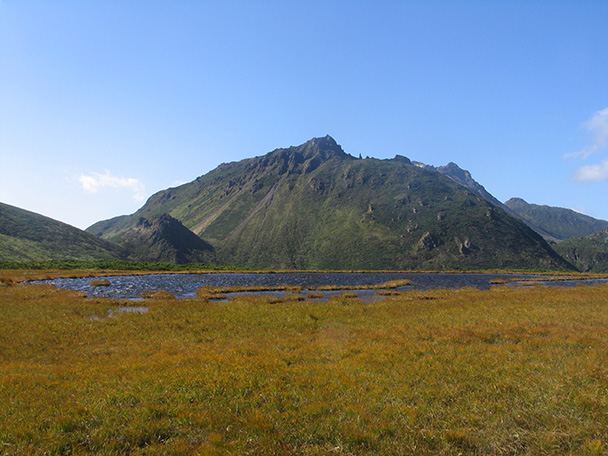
[
  {"x1": 0, "y1": 202, "x2": 127, "y2": 262},
  {"x1": 0, "y1": 203, "x2": 215, "y2": 265},
  {"x1": 553, "y1": 229, "x2": 608, "y2": 272},
  {"x1": 89, "y1": 136, "x2": 572, "y2": 271},
  {"x1": 504, "y1": 198, "x2": 608, "y2": 241}
]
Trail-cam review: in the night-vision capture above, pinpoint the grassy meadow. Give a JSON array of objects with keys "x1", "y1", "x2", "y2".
[{"x1": 1, "y1": 271, "x2": 608, "y2": 455}]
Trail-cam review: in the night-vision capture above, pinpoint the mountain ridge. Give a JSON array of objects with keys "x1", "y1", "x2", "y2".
[
  {"x1": 504, "y1": 197, "x2": 608, "y2": 241},
  {"x1": 88, "y1": 136, "x2": 573, "y2": 271},
  {"x1": 414, "y1": 161, "x2": 560, "y2": 242},
  {"x1": 0, "y1": 202, "x2": 216, "y2": 265},
  {"x1": 0, "y1": 202, "x2": 128, "y2": 261}
]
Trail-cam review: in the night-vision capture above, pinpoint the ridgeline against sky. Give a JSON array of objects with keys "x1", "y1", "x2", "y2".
[
  {"x1": 88, "y1": 136, "x2": 573, "y2": 271},
  {"x1": 1, "y1": 2, "x2": 608, "y2": 229}
]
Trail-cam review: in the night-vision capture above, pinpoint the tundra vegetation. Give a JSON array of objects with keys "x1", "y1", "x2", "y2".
[{"x1": 1, "y1": 270, "x2": 608, "y2": 455}]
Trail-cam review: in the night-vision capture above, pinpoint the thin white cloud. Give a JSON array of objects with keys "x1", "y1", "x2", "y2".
[
  {"x1": 567, "y1": 107, "x2": 608, "y2": 159},
  {"x1": 78, "y1": 171, "x2": 146, "y2": 201},
  {"x1": 572, "y1": 160, "x2": 608, "y2": 183}
]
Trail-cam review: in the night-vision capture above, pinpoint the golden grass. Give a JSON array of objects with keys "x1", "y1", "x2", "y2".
[
  {"x1": 195, "y1": 280, "x2": 411, "y2": 297},
  {"x1": 139, "y1": 290, "x2": 176, "y2": 300},
  {"x1": 489, "y1": 273, "x2": 607, "y2": 285},
  {"x1": 1, "y1": 275, "x2": 608, "y2": 454},
  {"x1": 198, "y1": 285, "x2": 304, "y2": 295},
  {"x1": 306, "y1": 292, "x2": 323, "y2": 299},
  {"x1": 314, "y1": 279, "x2": 413, "y2": 291}
]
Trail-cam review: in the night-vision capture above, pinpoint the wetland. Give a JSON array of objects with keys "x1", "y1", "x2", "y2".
[{"x1": 33, "y1": 271, "x2": 608, "y2": 300}]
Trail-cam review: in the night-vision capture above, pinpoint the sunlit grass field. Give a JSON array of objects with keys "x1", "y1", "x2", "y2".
[{"x1": 1, "y1": 272, "x2": 608, "y2": 455}]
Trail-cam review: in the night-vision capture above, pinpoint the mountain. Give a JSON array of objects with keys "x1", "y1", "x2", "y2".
[
  {"x1": 117, "y1": 214, "x2": 217, "y2": 264},
  {"x1": 88, "y1": 136, "x2": 573, "y2": 271},
  {"x1": 0, "y1": 202, "x2": 127, "y2": 261},
  {"x1": 431, "y1": 166, "x2": 608, "y2": 243},
  {"x1": 435, "y1": 162, "x2": 505, "y2": 209},
  {"x1": 552, "y1": 229, "x2": 608, "y2": 272},
  {"x1": 0, "y1": 202, "x2": 216, "y2": 265},
  {"x1": 419, "y1": 162, "x2": 559, "y2": 242},
  {"x1": 504, "y1": 198, "x2": 608, "y2": 241}
]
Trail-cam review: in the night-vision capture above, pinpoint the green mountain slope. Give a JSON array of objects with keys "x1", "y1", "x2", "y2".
[
  {"x1": 553, "y1": 229, "x2": 608, "y2": 272},
  {"x1": 434, "y1": 163, "x2": 559, "y2": 242},
  {"x1": 88, "y1": 136, "x2": 573, "y2": 271},
  {"x1": 0, "y1": 202, "x2": 127, "y2": 261},
  {"x1": 504, "y1": 198, "x2": 608, "y2": 241}
]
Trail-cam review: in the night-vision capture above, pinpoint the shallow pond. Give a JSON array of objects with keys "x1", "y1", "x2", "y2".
[{"x1": 32, "y1": 272, "x2": 608, "y2": 300}]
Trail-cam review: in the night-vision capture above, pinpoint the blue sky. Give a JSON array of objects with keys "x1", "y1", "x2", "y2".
[{"x1": 1, "y1": 1, "x2": 607, "y2": 229}]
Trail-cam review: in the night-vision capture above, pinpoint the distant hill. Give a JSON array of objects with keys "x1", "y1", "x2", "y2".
[
  {"x1": 118, "y1": 214, "x2": 217, "y2": 264},
  {"x1": 88, "y1": 136, "x2": 573, "y2": 271},
  {"x1": 0, "y1": 202, "x2": 216, "y2": 265},
  {"x1": 553, "y1": 229, "x2": 608, "y2": 272},
  {"x1": 504, "y1": 198, "x2": 608, "y2": 241},
  {"x1": 0, "y1": 202, "x2": 127, "y2": 261}
]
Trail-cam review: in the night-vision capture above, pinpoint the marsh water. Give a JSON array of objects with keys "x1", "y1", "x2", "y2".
[{"x1": 33, "y1": 272, "x2": 608, "y2": 300}]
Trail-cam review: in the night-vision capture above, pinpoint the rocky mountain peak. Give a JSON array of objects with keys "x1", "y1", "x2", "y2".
[
  {"x1": 437, "y1": 163, "x2": 478, "y2": 189},
  {"x1": 505, "y1": 197, "x2": 527, "y2": 207},
  {"x1": 296, "y1": 135, "x2": 347, "y2": 159},
  {"x1": 308, "y1": 134, "x2": 339, "y2": 149},
  {"x1": 261, "y1": 136, "x2": 351, "y2": 176}
]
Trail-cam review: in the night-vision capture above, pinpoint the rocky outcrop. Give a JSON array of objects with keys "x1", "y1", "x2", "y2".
[{"x1": 119, "y1": 214, "x2": 216, "y2": 264}]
